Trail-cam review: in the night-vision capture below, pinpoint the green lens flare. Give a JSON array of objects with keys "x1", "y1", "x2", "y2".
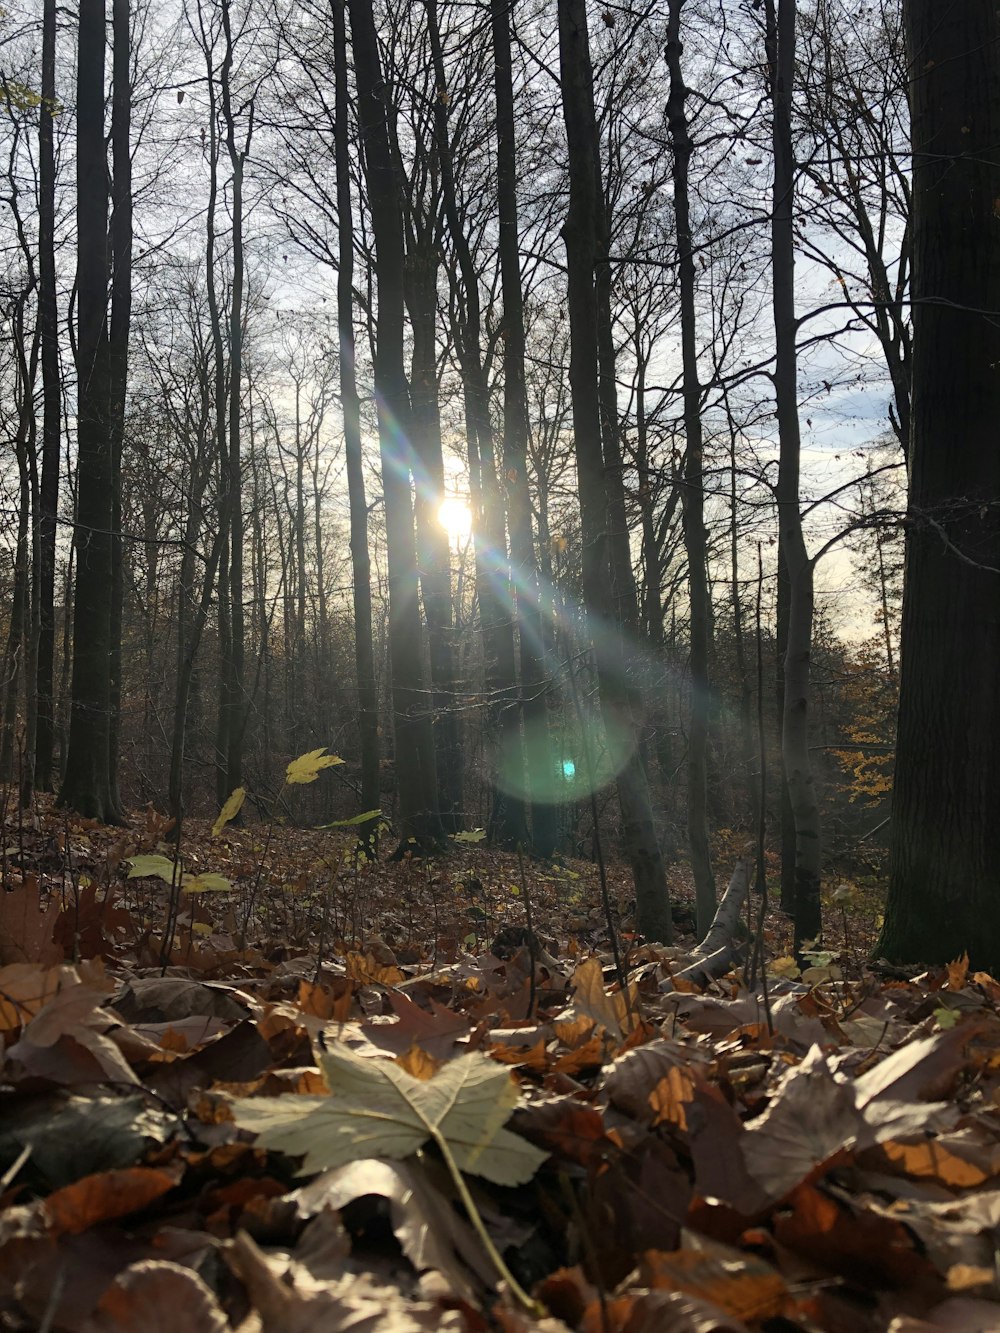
[{"x1": 494, "y1": 708, "x2": 635, "y2": 803}]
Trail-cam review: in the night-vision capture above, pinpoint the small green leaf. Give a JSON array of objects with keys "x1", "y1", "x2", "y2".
[
  {"x1": 315, "y1": 809, "x2": 382, "y2": 829},
  {"x1": 182, "y1": 872, "x2": 233, "y2": 894},
  {"x1": 934, "y1": 1007, "x2": 960, "y2": 1030},
  {"x1": 452, "y1": 829, "x2": 486, "y2": 844},
  {"x1": 126, "y1": 855, "x2": 179, "y2": 884}
]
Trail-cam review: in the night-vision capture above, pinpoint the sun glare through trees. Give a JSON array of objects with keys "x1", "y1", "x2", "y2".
[{"x1": 0, "y1": 1, "x2": 998, "y2": 1323}]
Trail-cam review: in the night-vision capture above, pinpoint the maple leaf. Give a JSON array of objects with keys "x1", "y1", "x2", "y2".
[
  {"x1": 285, "y1": 747, "x2": 345, "y2": 785},
  {"x1": 230, "y1": 1043, "x2": 546, "y2": 1185}
]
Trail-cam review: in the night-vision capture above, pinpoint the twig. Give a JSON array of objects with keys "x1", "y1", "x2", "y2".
[{"x1": 516, "y1": 843, "x2": 537, "y2": 1019}]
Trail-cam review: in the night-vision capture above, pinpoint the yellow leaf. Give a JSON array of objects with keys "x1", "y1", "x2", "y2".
[
  {"x1": 212, "y1": 786, "x2": 246, "y2": 836},
  {"x1": 183, "y1": 873, "x2": 233, "y2": 894},
  {"x1": 768, "y1": 955, "x2": 801, "y2": 980},
  {"x1": 285, "y1": 747, "x2": 345, "y2": 785}
]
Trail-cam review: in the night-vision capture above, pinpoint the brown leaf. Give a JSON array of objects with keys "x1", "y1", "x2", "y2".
[
  {"x1": 0, "y1": 961, "x2": 63, "y2": 1031},
  {"x1": 742, "y1": 1046, "x2": 860, "y2": 1203},
  {"x1": 295, "y1": 1157, "x2": 494, "y2": 1297},
  {"x1": 296, "y1": 977, "x2": 356, "y2": 1022},
  {"x1": 345, "y1": 950, "x2": 405, "y2": 987},
  {"x1": 605, "y1": 1039, "x2": 707, "y2": 1124},
  {"x1": 855, "y1": 1018, "x2": 993, "y2": 1114},
  {"x1": 0, "y1": 878, "x2": 63, "y2": 966},
  {"x1": 773, "y1": 1182, "x2": 942, "y2": 1293},
  {"x1": 85, "y1": 1260, "x2": 229, "y2": 1332},
  {"x1": 649, "y1": 1066, "x2": 698, "y2": 1130},
  {"x1": 44, "y1": 1166, "x2": 180, "y2": 1235},
  {"x1": 581, "y1": 1289, "x2": 750, "y2": 1332},
  {"x1": 511, "y1": 1095, "x2": 609, "y2": 1167},
  {"x1": 568, "y1": 956, "x2": 631, "y2": 1041},
  {"x1": 947, "y1": 953, "x2": 970, "y2": 991},
  {"x1": 639, "y1": 1245, "x2": 788, "y2": 1322},
  {"x1": 226, "y1": 1229, "x2": 465, "y2": 1331}
]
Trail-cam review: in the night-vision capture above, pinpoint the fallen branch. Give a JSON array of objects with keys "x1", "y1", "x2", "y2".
[{"x1": 662, "y1": 859, "x2": 750, "y2": 990}]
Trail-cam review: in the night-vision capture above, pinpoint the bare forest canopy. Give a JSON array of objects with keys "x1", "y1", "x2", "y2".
[{"x1": 0, "y1": 0, "x2": 996, "y2": 980}]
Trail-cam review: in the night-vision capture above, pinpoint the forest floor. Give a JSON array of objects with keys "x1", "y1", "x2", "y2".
[{"x1": 0, "y1": 794, "x2": 997, "y2": 1331}]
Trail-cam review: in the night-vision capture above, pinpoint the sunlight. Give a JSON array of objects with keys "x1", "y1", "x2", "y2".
[{"x1": 438, "y1": 496, "x2": 473, "y2": 541}]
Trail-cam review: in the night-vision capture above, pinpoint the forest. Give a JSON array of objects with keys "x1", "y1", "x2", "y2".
[{"x1": 1, "y1": 0, "x2": 999, "y2": 1329}]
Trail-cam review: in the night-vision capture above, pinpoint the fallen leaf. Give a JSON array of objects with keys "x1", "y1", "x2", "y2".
[
  {"x1": 86, "y1": 1258, "x2": 231, "y2": 1331},
  {"x1": 231, "y1": 1041, "x2": 547, "y2": 1184},
  {"x1": 45, "y1": 1166, "x2": 179, "y2": 1235}
]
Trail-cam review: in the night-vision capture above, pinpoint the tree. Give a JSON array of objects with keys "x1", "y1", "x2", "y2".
[
  {"x1": 333, "y1": 0, "x2": 379, "y2": 822},
  {"x1": 879, "y1": 1, "x2": 1000, "y2": 970},
  {"x1": 558, "y1": 0, "x2": 671, "y2": 943},
  {"x1": 348, "y1": 0, "x2": 444, "y2": 848},
  {"x1": 59, "y1": 0, "x2": 121, "y2": 822},
  {"x1": 764, "y1": 0, "x2": 821, "y2": 952},
  {"x1": 33, "y1": 0, "x2": 60, "y2": 793},
  {"x1": 665, "y1": 0, "x2": 716, "y2": 937},
  {"x1": 491, "y1": 0, "x2": 557, "y2": 858}
]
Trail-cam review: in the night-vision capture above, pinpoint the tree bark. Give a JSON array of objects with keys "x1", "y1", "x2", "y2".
[
  {"x1": 879, "y1": 0, "x2": 1000, "y2": 971},
  {"x1": 491, "y1": 0, "x2": 558, "y2": 857},
  {"x1": 558, "y1": 0, "x2": 672, "y2": 942},
  {"x1": 333, "y1": 0, "x2": 379, "y2": 821},
  {"x1": 59, "y1": 0, "x2": 119, "y2": 822},
  {"x1": 349, "y1": 0, "x2": 444, "y2": 848},
  {"x1": 424, "y1": 0, "x2": 525, "y2": 845},
  {"x1": 666, "y1": 0, "x2": 716, "y2": 938},
  {"x1": 766, "y1": 0, "x2": 821, "y2": 952},
  {"x1": 34, "y1": 0, "x2": 60, "y2": 792},
  {"x1": 108, "y1": 0, "x2": 131, "y2": 817}
]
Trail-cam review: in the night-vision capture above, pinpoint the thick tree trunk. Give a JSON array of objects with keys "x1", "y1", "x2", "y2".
[
  {"x1": 491, "y1": 0, "x2": 557, "y2": 857},
  {"x1": 424, "y1": 0, "x2": 525, "y2": 845},
  {"x1": 349, "y1": 0, "x2": 444, "y2": 848},
  {"x1": 107, "y1": 0, "x2": 131, "y2": 817},
  {"x1": 34, "y1": 0, "x2": 60, "y2": 793},
  {"x1": 666, "y1": 0, "x2": 716, "y2": 938},
  {"x1": 558, "y1": 0, "x2": 671, "y2": 942},
  {"x1": 879, "y1": 0, "x2": 1000, "y2": 971},
  {"x1": 59, "y1": 0, "x2": 119, "y2": 822},
  {"x1": 333, "y1": 0, "x2": 379, "y2": 820},
  {"x1": 766, "y1": 0, "x2": 821, "y2": 951}
]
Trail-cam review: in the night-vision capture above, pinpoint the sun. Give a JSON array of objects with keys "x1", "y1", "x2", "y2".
[{"x1": 438, "y1": 496, "x2": 473, "y2": 541}]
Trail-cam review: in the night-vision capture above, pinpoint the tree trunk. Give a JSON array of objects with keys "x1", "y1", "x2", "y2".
[
  {"x1": 424, "y1": 0, "x2": 525, "y2": 845},
  {"x1": 59, "y1": 0, "x2": 119, "y2": 822},
  {"x1": 108, "y1": 0, "x2": 131, "y2": 816},
  {"x1": 219, "y1": 0, "x2": 246, "y2": 801},
  {"x1": 666, "y1": 0, "x2": 716, "y2": 938},
  {"x1": 348, "y1": 0, "x2": 444, "y2": 848},
  {"x1": 34, "y1": 0, "x2": 60, "y2": 792},
  {"x1": 766, "y1": 0, "x2": 821, "y2": 952},
  {"x1": 879, "y1": 0, "x2": 1000, "y2": 971},
  {"x1": 558, "y1": 0, "x2": 671, "y2": 942},
  {"x1": 333, "y1": 0, "x2": 379, "y2": 821},
  {"x1": 405, "y1": 239, "x2": 463, "y2": 831},
  {"x1": 491, "y1": 0, "x2": 558, "y2": 858}
]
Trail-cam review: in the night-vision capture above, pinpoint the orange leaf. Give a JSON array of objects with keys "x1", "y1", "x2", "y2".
[
  {"x1": 44, "y1": 1167, "x2": 179, "y2": 1236},
  {"x1": 648, "y1": 1065, "x2": 697, "y2": 1130},
  {"x1": 640, "y1": 1245, "x2": 789, "y2": 1321},
  {"x1": 396, "y1": 1043, "x2": 441, "y2": 1080},
  {"x1": 947, "y1": 952, "x2": 970, "y2": 991}
]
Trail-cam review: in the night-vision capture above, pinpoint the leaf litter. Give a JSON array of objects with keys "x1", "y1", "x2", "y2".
[{"x1": 1, "y1": 798, "x2": 1000, "y2": 1329}]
